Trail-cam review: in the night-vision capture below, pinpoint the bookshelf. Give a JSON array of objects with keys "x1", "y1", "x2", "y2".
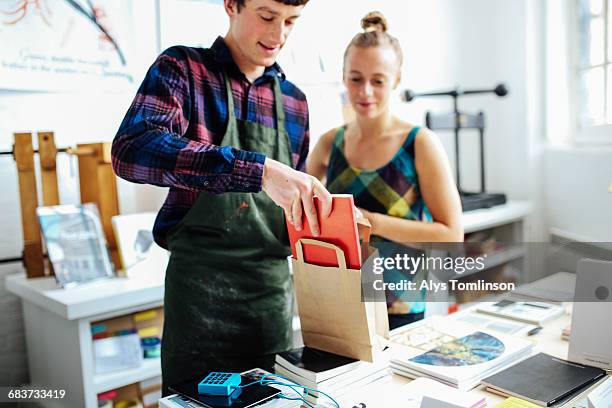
[{"x1": 5, "y1": 254, "x2": 167, "y2": 408}]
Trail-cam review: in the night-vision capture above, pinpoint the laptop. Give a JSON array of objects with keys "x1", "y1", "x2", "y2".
[{"x1": 568, "y1": 258, "x2": 612, "y2": 370}]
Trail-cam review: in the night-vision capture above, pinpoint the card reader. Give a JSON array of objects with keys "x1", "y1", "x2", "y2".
[{"x1": 197, "y1": 372, "x2": 241, "y2": 396}]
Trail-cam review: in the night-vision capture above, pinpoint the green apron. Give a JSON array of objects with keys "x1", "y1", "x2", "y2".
[{"x1": 161, "y1": 71, "x2": 294, "y2": 394}]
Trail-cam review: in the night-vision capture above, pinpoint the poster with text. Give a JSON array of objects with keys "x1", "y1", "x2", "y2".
[{"x1": 0, "y1": 0, "x2": 136, "y2": 92}]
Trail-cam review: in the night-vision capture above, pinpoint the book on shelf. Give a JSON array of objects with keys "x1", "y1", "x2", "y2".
[
  {"x1": 37, "y1": 203, "x2": 115, "y2": 288},
  {"x1": 286, "y1": 194, "x2": 362, "y2": 269},
  {"x1": 93, "y1": 332, "x2": 143, "y2": 374},
  {"x1": 389, "y1": 316, "x2": 535, "y2": 390},
  {"x1": 476, "y1": 299, "x2": 565, "y2": 325},
  {"x1": 481, "y1": 353, "x2": 606, "y2": 407}
]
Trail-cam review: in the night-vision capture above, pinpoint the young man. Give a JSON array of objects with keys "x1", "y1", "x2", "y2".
[{"x1": 111, "y1": 0, "x2": 331, "y2": 394}]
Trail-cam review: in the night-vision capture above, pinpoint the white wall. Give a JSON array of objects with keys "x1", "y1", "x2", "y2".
[
  {"x1": 4, "y1": 1, "x2": 605, "y2": 260},
  {"x1": 544, "y1": 147, "x2": 612, "y2": 242}
]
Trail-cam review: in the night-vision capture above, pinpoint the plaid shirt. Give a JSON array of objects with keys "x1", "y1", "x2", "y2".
[{"x1": 112, "y1": 37, "x2": 310, "y2": 248}]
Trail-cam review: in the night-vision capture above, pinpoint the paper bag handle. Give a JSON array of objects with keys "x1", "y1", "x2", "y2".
[{"x1": 295, "y1": 238, "x2": 347, "y2": 270}]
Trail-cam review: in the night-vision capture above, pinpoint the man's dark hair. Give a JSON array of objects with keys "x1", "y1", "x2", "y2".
[{"x1": 234, "y1": 0, "x2": 309, "y2": 12}]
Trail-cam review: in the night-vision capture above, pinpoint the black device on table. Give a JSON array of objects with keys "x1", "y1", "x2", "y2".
[
  {"x1": 169, "y1": 373, "x2": 280, "y2": 408},
  {"x1": 402, "y1": 84, "x2": 508, "y2": 212}
]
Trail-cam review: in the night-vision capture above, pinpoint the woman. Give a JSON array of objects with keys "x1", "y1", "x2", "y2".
[{"x1": 307, "y1": 11, "x2": 463, "y2": 330}]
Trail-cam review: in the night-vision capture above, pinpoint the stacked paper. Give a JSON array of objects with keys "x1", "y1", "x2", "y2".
[{"x1": 389, "y1": 317, "x2": 534, "y2": 391}]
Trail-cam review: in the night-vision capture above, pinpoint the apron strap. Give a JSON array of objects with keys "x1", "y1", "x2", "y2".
[
  {"x1": 221, "y1": 70, "x2": 239, "y2": 148},
  {"x1": 272, "y1": 77, "x2": 286, "y2": 133},
  {"x1": 223, "y1": 70, "x2": 236, "y2": 116},
  {"x1": 272, "y1": 76, "x2": 293, "y2": 165},
  {"x1": 222, "y1": 70, "x2": 292, "y2": 165}
]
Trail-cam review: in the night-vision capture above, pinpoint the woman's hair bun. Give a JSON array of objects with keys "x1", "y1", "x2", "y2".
[{"x1": 361, "y1": 11, "x2": 388, "y2": 33}]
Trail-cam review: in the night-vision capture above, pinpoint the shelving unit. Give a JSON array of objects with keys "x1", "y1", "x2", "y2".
[
  {"x1": 93, "y1": 357, "x2": 161, "y2": 394},
  {"x1": 425, "y1": 201, "x2": 531, "y2": 315},
  {"x1": 455, "y1": 201, "x2": 532, "y2": 303},
  {"x1": 463, "y1": 201, "x2": 531, "y2": 236},
  {"x1": 5, "y1": 254, "x2": 167, "y2": 408}
]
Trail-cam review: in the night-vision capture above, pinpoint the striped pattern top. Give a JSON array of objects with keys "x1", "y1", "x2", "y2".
[
  {"x1": 325, "y1": 125, "x2": 431, "y2": 314},
  {"x1": 111, "y1": 37, "x2": 310, "y2": 248},
  {"x1": 326, "y1": 125, "x2": 431, "y2": 223}
]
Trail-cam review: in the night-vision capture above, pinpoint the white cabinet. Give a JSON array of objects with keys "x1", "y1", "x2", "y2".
[
  {"x1": 5, "y1": 256, "x2": 166, "y2": 408},
  {"x1": 425, "y1": 201, "x2": 531, "y2": 315},
  {"x1": 461, "y1": 201, "x2": 531, "y2": 278},
  {"x1": 454, "y1": 201, "x2": 532, "y2": 302}
]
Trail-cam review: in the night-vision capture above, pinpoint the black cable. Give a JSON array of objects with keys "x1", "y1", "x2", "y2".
[
  {"x1": 0, "y1": 256, "x2": 23, "y2": 265},
  {"x1": 0, "y1": 147, "x2": 70, "y2": 156}
]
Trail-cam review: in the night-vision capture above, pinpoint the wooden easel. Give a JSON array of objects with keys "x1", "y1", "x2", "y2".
[{"x1": 13, "y1": 132, "x2": 122, "y2": 279}]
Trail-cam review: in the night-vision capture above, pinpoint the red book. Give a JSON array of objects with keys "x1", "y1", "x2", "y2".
[{"x1": 287, "y1": 194, "x2": 362, "y2": 269}]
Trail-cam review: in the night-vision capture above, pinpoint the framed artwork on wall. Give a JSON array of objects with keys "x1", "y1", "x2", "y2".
[{"x1": 0, "y1": 0, "x2": 137, "y2": 92}]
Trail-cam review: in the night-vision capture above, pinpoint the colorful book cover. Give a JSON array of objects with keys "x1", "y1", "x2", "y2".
[
  {"x1": 287, "y1": 194, "x2": 362, "y2": 269},
  {"x1": 37, "y1": 203, "x2": 114, "y2": 287},
  {"x1": 390, "y1": 317, "x2": 535, "y2": 390}
]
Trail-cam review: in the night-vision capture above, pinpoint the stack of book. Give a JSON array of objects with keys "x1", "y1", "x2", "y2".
[
  {"x1": 388, "y1": 317, "x2": 535, "y2": 390},
  {"x1": 274, "y1": 347, "x2": 389, "y2": 406}
]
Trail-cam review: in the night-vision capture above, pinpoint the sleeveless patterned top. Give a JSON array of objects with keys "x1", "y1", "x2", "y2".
[{"x1": 325, "y1": 125, "x2": 431, "y2": 315}]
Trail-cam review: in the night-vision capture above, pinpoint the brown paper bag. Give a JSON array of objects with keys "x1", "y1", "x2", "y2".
[{"x1": 292, "y1": 235, "x2": 389, "y2": 362}]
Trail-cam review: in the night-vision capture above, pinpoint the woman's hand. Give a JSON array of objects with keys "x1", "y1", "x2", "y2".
[{"x1": 356, "y1": 207, "x2": 377, "y2": 235}]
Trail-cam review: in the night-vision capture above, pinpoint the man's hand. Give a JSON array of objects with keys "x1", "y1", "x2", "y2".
[{"x1": 262, "y1": 158, "x2": 332, "y2": 236}]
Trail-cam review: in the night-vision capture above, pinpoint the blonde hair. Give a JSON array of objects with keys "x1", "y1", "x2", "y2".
[{"x1": 343, "y1": 11, "x2": 403, "y2": 69}]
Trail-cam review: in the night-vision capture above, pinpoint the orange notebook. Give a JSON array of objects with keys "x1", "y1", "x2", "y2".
[{"x1": 287, "y1": 194, "x2": 362, "y2": 269}]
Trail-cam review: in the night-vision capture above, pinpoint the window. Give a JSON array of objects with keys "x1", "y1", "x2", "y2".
[{"x1": 576, "y1": 0, "x2": 611, "y2": 129}]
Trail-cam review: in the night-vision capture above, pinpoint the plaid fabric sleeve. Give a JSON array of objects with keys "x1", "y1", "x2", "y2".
[{"x1": 111, "y1": 51, "x2": 265, "y2": 194}]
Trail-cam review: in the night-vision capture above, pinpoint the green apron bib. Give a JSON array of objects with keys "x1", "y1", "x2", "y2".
[{"x1": 161, "y1": 71, "x2": 294, "y2": 394}]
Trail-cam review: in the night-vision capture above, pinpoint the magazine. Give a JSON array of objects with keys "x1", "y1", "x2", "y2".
[
  {"x1": 37, "y1": 203, "x2": 115, "y2": 287},
  {"x1": 477, "y1": 300, "x2": 565, "y2": 325},
  {"x1": 389, "y1": 317, "x2": 535, "y2": 390}
]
